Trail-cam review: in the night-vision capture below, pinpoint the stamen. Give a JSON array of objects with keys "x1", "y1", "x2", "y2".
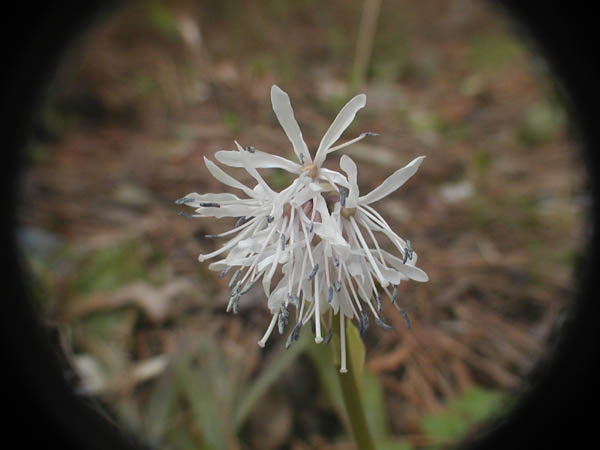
[
  {"x1": 229, "y1": 269, "x2": 241, "y2": 288},
  {"x1": 285, "y1": 321, "x2": 302, "y2": 349},
  {"x1": 278, "y1": 305, "x2": 289, "y2": 334},
  {"x1": 335, "y1": 280, "x2": 342, "y2": 292},
  {"x1": 340, "y1": 314, "x2": 347, "y2": 373},
  {"x1": 315, "y1": 277, "x2": 322, "y2": 343},
  {"x1": 308, "y1": 264, "x2": 319, "y2": 281},
  {"x1": 399, "y1": 308, "x2": 411, "y2": 329},
  {"x1": 324, "y1": 328, "x2": 333, "y2": 345},
  {"x1": 359, "y1": 310, "x2": 370, "y2": 336},
  {"x1": 226, "y1": 294, "x2": 241, "y2": 313},
  {"x1": 175, "y1": 196, "x2": 193, "y2": 205},
  {"x1": 218, "y1": 267, "x2": 232, "y2": 278},
  {"x1": 258, "y1": 313, "x2": 279, "y2": 347},
  {"x1": 288, "y1": 295, "x2": 299, "y2": 307},
  {"x1": 403, "y1": 240, "x2": 413, "y2": 264},
  {"x1": 374, "y1": 315, "x2": 393, "y2": 331},
  {"x1": 240, "y1": 278, "x2": 258, "y2": 295}
]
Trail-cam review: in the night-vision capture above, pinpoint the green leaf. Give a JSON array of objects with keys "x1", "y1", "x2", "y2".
[
  {"x1": 346, "y1": 322, "x2": 366, "y2": 379},
  {"x1": 234, "y1": 331, "x2": 310, "y2": 430},
  {"x1": 143, "y1": 365, "x2": 178, "y2": 446},
  {"x1": 362, "y1": 369, "x2": 389, "y2": 440},
  {"x1": 448, "y1": 386, "x2": 506, "y2": 424}
]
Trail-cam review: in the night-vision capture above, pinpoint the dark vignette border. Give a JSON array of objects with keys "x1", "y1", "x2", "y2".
[{"x1": 1, "y1": 1, "x2": 598, "y2": 449}]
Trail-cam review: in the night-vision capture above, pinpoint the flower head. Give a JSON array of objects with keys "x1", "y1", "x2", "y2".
[{"x1": 178, "y1": 85, "x2": 428, "y2": 372}]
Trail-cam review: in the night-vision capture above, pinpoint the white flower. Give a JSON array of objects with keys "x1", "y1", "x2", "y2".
[{"x1": 177, "y1": 85, "x2": 428, "y2": 373}]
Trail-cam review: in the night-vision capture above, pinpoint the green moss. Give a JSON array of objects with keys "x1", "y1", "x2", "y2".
[
  {"x1": 71, "y1": 241, "x2": 149, "y2": 295},
  {"x1": 421, "y1": 386, "x2": 511, "y2": 448},
  {"x1": 468, "y1": 33, "x2": 524, "y2": 70},
  {"x1": 517, "y1": 102, "x2": 565, "y2": 147}
]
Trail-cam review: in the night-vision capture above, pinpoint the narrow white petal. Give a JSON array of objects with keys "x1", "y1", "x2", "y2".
[
  {"x1": 271, "y1": 85, "x2": 311, "y2": 163},
  {"x1": 359, "y1": 156, "x2": 426, "y2": 205},
  {"x1": 177, "y1": 192, "x2": 242, "y2": 207},
  {"x1": 204, "y1": 157, "x2": 258, "y2": 198},
  {"x1": 314, "y1": 94, "x2": 366, "y2": 166},
  {"x1": 192, "y1": 204, "x2": 257, "y2": 218},
  {"x1": 380, "y1": 249, "x2": 429, "y2": 282},
  {"x1": 215, "y1": 150, "x2": 301, "y2": 173},
  {"x1": 339, "y1": 155, "x2": 359, "y2": 208},
  {"x1": 234, "y1": 141, "x2": 276, "y2": 196},
  {"x1": 319, "y1": 168, "x2": 350, "y2": 189}
]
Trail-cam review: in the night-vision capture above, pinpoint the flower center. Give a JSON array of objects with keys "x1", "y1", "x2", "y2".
[
  {"x1": 300, "y1": 163, "x2": 318, "y2": 179},
  {"x1": 341, "y1": 207, "x2": 357, "y2": 218}
]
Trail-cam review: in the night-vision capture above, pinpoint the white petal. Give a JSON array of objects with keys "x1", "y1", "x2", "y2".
[
  {"x1": 359, "y1": 156, "x2": 426, "y2": 205},
  {"x1": 215, "y1": 149, "x2": 301, "y2": 173},
  {"x1": 233, "y1": 141, "x2": 276, "y2": 196},
  {"x1": 314, "y1": 93, "x2": 366, "y2": 166},
  {"x1": 271, "y1": 85, "x2": 311, "y2": 163},
  {"x1": 192, "y1": 204, "x2": 257, "y2": 218},
  {"x1": 339, "y1": 155, "x2": 359, "y2": 207},
  {"x1": 380, "y1": 249, "x2": 429, "y2": 282},
  {"x1": 177, "y1": 192, "x2": 243, "y2": 207},
  {"x1": 204, "y1": 157, "x2": 258, "y2": 198},
  {"x1": 319, "y1": 168, "x2": 350, "y2": 189}
]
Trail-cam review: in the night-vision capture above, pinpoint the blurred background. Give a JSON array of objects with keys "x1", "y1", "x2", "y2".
[{"x1": 17, "y1": 0, "x2": 586, "y2": 448}]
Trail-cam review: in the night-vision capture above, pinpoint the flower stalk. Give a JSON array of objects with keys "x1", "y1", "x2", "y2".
[{"x1": 333, "y1": 315, "x2": 376, "y2": 450}]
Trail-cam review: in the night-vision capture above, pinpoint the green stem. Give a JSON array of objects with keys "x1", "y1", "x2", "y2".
[{"x1": 333, "y1": 316, "x2": 376, "y2": 450}]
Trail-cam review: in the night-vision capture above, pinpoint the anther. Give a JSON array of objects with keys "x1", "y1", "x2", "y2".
[
  {"x1": 178, "y1": 212, "x2": 194, "y2": 219},
  {"x1": 235, "y1": 216, "x2": 247, "y2": 227},
  {"x1": 245, "y1": 146, "x2": 256, "y2": 153},
  {"x1": 204, "y1": 234, "x2": 218, "y2": 239},
  {"x1": 324, "y1": 328, "x2": 333, "y2": 345},
  {"x1": 392, "y1": 285, "x2": 398, "y2": 303},
  {"x1": 359, "y1": 310, "x2": 370, "y2": 336},
  {"x1": 376, "y1": 293, "x2": 382, "y2": 312},
  {"x1": 218, "y1": 267, "x2": 232, "y2": 278},
  {"x1": 226, "y1": 294, "x2": 240, "y2": 313},
  {"x1": 375, "y1": 315, "x2": 393, "y2": 331},
  {"x1": 288, "y1": 295, "x2": 299, "y2": 307},
  {"x1": 175, "y1": 196, "x2": 192, "y2": 205},
  {"x1": 328, "y1": 286, "x2": 334, "y2": 303},
  {"x1": 340, "y1": 188, "x2": 347, "y2": 207},
  {"x1": 267, "y1": 215, "x2": 274, "y2": 223},
  {"x1": 399, "y1": 308, "x2": 411, "y2": 329},
  {"x1": 403, "y1": 240, "x2": 413, "y2": 264},
  {"x1": 280, "y1": 233, "x2": 286, "y2": 250},
  {"x1": 363, "y1": 131, "x2": 380, "y2": 137},
  {"x1": 335, "y1": 280, "x2": 342, "y2": 292},
  {"x1": 240, "y1": 278, "x2": 258, "y2": 295},
  {"x1": 229, "y1": 269, "x2": 241, "y2": 288},
  {"x1": 199, "y1": 202, "x2": 220, "y2": 208},
  {"x1": 308, "y1": 264, "x2": 319, "y2": 281}
]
